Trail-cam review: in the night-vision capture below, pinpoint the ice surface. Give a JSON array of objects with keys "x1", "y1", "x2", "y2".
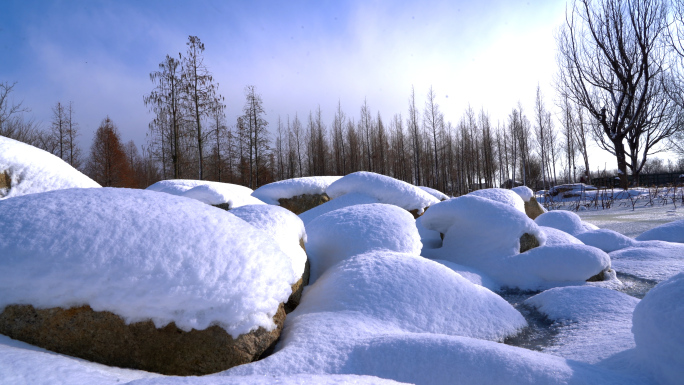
[
  {"x1": 230, "y1": 204, "x2": 308, "y2": 279},
  {"x1": 251, "y1": 176, "x2": 342, "y2": 205},
  {"x1": 609, "y1": 241, "x2": 684, "y2": 282},
  {"x1": 295, "y1": 251, "x2": 526, "y2": 341},
  {"x1": 575, "y1": 229, "x2": 637, "y2": 252},
  {"x1": 146, "y1": 179, "x2": 263, "y2": 208},
  {"x1": 305, "y1": 203, "x2": 422, "y2": 283},
  {"x1": 632, "y1": 273, "x2": 684, "y2": 385},
  {"x1": 540, "y1": 226, "x2": 584, "y2": 246},
  {"x1": 298, "y1": 192, "x2": 380, "y2": 226},
  {"x1": 635, "y1": 219, "x2": 684, "y2": 243},
  {"x1": 0, "y1": 188, "x2": 295, "y2": 337},
  {"x1": 512, "y1": 186, "x2": 534, "y2": 202},
  {"x1": 0, "y1": 135, "x2": 100, "y2": 199},
  {"x1": 469, "y1": 188, "x2": 526, "y2": 213},
  {"x1": 417, "y1": 185, "x2": 449, "y2": 201},
  {"x1": 326, "y1": 172, "x2": 439, "y2": 214},
  {"x1": 535, "y1": 210, "x2": 594, "y2": 236},
  {"x1": 525, "y1": 286, "x2": 639, "y2": 364}
]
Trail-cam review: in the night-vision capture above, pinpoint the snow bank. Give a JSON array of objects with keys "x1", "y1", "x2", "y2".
[
  {"x1": 0, "y1": 135, "x2": 100, "y2": 199},
  {"x1": 416, "y1": 215, "x2": 443, "y2": 251},
  {"x1": 609, "y1": 241, "x2": 684, "y2": 282},
  {"x1": 535, "y1": 210, "x2": 596, "y2": 236},
  {"x1": 296, "y1": 251, "x2": 525, "y2": 341},
  {"x1": 525, "y1": 286, "x2": 639, "y2": 364},
  {"x1": 305, "y1": 203, "x2": 422, "y2": 282},
  {"x1": 540, "y1": 226, "x2": 584, "y2": 246},
  {"x1": 512, "y1": 186, "x2": 534, "y2": 202},
  {"x1": 298, "y1": 192, "x2": 380, "y2": 226},
  {"x1": 251, "y1": 176, "x2": 342, "y2": 205},
  {"x1": 146, "y1": 179, "x2": 263, "y2": 208},
  {"x1": 128, "y1": 374, "x2": 407, "y2": 385},
  {"x1": 575, "y1": 229, "x2": 637, "y2": 252},
  {"x1": 0, "y1": 188, "x2": 295, "y2": 337},
  {"x1": 230, "y1": 205, "x2": 308, "y2": 279},
  {"x1": 326, "y1": 172, "x2": 439, "y2": 214},
  {"x1": 468, "y1": 188, "x2": 526, "y2": 213},
  {"x1": 433, "y1": 259, "x2": 499, "y2": 291},
  {"x1": 635, "y1": 219, "x2": 684, "y2": 243},
  {"x1": 418, "y1": 186, "x2": 449, "y2": 201},
  {"x1": 632, "y1": 272, "x2": 684, "y2": 385}
]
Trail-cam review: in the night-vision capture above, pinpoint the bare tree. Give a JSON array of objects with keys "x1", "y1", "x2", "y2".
[{"x1": 241, "y1": 85, "x2": 268, "y2": 188}]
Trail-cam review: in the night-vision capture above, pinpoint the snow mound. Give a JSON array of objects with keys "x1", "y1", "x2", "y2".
[
  {"x1": 418, "y1": 186, "x2": 449, "y2": 201},
  {"x1": 534, "y1": 210, "x2": 595, "y2": 236},
  {"x1": 230, "y1": 204, "x2": 308, "y2": 279},
  {"x1": 0, "y1": 135, "x2": 100, "y2": 199},
  {"x1": 0, "y1": 188, "x2": 295, "y2": 337},
  {"x1": 251, "y1": 176, "x2": 342, "y2": 205},
  {"x1": 433, "y1": 259, "x2": 500, "y2": 291},
  {"x1": 575, "y1": 229, "x2": 637, "y2": 252},
  {"x1": 525, "y1": 286, "x2": 639, "y2": 363},
  {"x1": 511, "y1": 186, "x2": 534, "y2": 202},
  {"x1": 146, "y1": 179, "x2": 263, "y2": 208},
  {"x1": 635, "y1": 219, "x2": 684, "y2": 243},
  {"x1": 298, "y1": 192, "x2": 380, "y2": 226},
  {"x1": 128, "y1": 374, "x2": 407, "y2": 385},
  {"x1": 468, "y1": 188, "x2": 526, "y2": 213},
  {"x1": 305, "y1": 203, "x2": 422, "y2": 283},
  {"x1": 540, "y1": 226, "x2": 584, "y2": 246},
  {"x1": 326, "y1": 172, "x2": 439, "y2": 214},
  {"x1": 416, "y1": 215, "x2": 443, "y2": 251},
  {"x1": 295, "y1": 251, "x2": 525, "y2": 341},
  {"x1": 632, "y1": 272, "x2": 684, "y2": 385},
  {"x1": 609, "y1": 241, "x2": 684, "y2": 282}
]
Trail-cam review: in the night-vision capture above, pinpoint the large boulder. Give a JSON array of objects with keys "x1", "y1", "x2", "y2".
[
  {"x1": 0, "y1": 304, "x2": 285, "y2": 376},
  {"x1": 278, "y1": 193, "x2": 330, "y2": 215},
  {"x1": 524, "y1": 197, "x2": 546, "y2": 220},
  {"x1": 251, "y1": 176, "x2": 341, "y2": 214}
]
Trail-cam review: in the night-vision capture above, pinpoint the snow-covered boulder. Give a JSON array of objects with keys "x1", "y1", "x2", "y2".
[
  {"x1": 609, "y1": 241, "x2": 684, "y2": 282},
  {"x1": 299, "y1": 192, "x2": 380, "y2": 226},
  {"x1": 539, "y1": 226, "x2": 584, "y2": 246},
  {"x1": 534, "y1": 210, "x2": 596, "y2": 236},
  {"x1": 146, "y1": 179, "x2": 264, "y2": 209},
  {"x1": 230, "y1": 204, "x2": 309, "y2": 312},
  {"x1": 296, "y1": 251, "x2": 526, "y2": 341},
  {"x1": 252, "y1": 176, "x2": 341, "y2": 214},
  {"x1": 0, "y1": 135, "x2": 100, "y2": 199},
  {"x1": 306, "y1": 203, "x2": 422, "y2": 283},
  {"x1": 632, "y1": 272, "x2": 684, "y2": 385},
  {"x1": 418, "y1": 185, "x2": 449, "y2": 201},
  {"x1": 468, "y1": 188, "x2": 526, "y2": 213},
  {"x1": 511, "y1": 185, "x2": 547, "y2": 219},
  {"x1": 326, "y1": 172, "x2": 439, "y2": 217},
  {"x1": 0, "y1": 188, "x2": 297, "y2": 375},
  {"x1": 575, "y1": 229, "x2": 637, "y2": 252},
  {"x1": 128, "y1": 375, "x2": 409, "y2": 385},
  {"x1": 635, "y1": 219, "x2": 684, "y2": 243}
]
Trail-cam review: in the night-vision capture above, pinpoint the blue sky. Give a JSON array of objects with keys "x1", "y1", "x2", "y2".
[{"x1": 2, "y1": 0, "x2": 597, "y2": 163}]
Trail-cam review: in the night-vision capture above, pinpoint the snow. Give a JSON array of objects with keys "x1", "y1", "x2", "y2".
[
  {"x1": 635, "y1": 219, "x2": 684, "y2": 243},
  {"x1": 525, "y1": 286, "x2": 639, "y2": 364},
  {"x1": 295, "y1": 251, "x2": 526, "y2": 341},
  {"x1": 305, "y1": 203, "x2": 422, "y2": 283},
  {"x1": 0, "y1": 188, "x2": 296, "y2": 337},
  {"x1": 0, "y1": 135, "x2": 100, "y2": 199},
  {"x1": 539, "y1": 226, "x2": 584, "y2": 246},
  {"x1": 609, "y1": 241, "x2": 684, "y2": 282},
  {"x1": 128, "y1": 374, "x2": 407, "y2": 385},
  {"x1": 146, "y1": 179, "x2": 264, "y2": 208},
  {"x1": 417, "y1": 185, "x2": 449, "y2": 201},
  {"x1": 326, "y1": 172, "x2": 439, "y2": 214},
  {"x1": 575, "y1": 229, "x2": 637, "y2": 252},
  {"x1": 298, "y1": 192, "x2": 380, "y2": 226},
  {"x1": 433, "y1": 259, "x2": 500, "y2": 291},
  {"x1": 415, "y1": 216, "x2": 443, "y2": 251},
  {"x1": 512, "y1": 186, "x2": 534, "y2": 202},
  {"x1": 632, "y1": 273, "x2": 684, "y2": 385},
  {"x1": 229, "y1": 204, "x2": 308, "y2": 279},
  {"x1": 251, "y1": 176, "x2": 342, "y2": 205},
  {"x1": 534, "y1": 210, "x2": 596, "y2": 236},
  {"x1": 468, "y1": 188, "x2": 526, "y2": 213}
]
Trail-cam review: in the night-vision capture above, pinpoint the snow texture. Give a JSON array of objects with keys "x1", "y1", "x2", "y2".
[
  {"x1": 417, "y1": 185, "x2": 449, "y2": 201},
  {"x1": 326, "y1": 172, "x2": 439, "y2": 214},
  {"x1": 525, "y1": 286, "x2": 639, "y2": 364},
  {"x1": 229, "y1": 204, "x2": 308, "y2": 279},
  {"x1": 0, "y1": 136, "x2": 100, "y2": 199},
  {"x1": 468, "y1": 188, "x2": 526, "y2": 213},
  {"x1": 635, "y1": 219, "x2": 684, "y2": 243},
  {"x1": 535, "y1": 210, "x2": 596, "y2": 236},
  {"x1": 433, "y1": 259, "x2": 500, "y2": 291},
  {"x1": 295, "y1": 251, "x2": 525, "y2": 341},
  {"x1": 632, "y1": 273, "x2": 684, "y2": 385},
  {"x1": 575, "y1": 229, "x2": 637, "y2": 252},
  {"x1": 512, "y1": 185, "x2": 534, "y2": 202},
  {"x1": 251, "y1": 176, "x2": 342, "y2": 205},
  {"x1": 415, "y1": 215, "x2": 443, "y2": 251},
  {"x1": 298, "y1": 192, "x2": 380, "y2": 226},
  {"x1": 127, "y1": 374, "x2": 407, "y2": 385},
  {"x1": 146, "y1": 179, "x2": 264, "y2": 208},
  {"x1": 305, "y1": 203, "x2": 422, "y2": 283},
  {"x1": 609, "y1": 241, "x2": 684, "y2": 282},
  {"x1": 0, "y1": 188, "x2": 295, "y2": 337},
  {"x1": 540, "y1": 226, "x2": 584, "y2": 246}
]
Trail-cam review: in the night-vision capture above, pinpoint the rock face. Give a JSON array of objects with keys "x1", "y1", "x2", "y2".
[
  {"x1": 0, "y1": 303, "x2": 286, "y2": 376},
  {"x1": 520, "y1": 233, "x2": 540, "y2": 253},
  {"x1": 278, "y1": 193, "x2": 330, "y2": 215},
  {"x1": 523, "y1": 197, "x2": 546, "y2": 220},
  {"x1": 284, "y1": 237, "x2": 310, "y2": 314},
  {"x1": 0, "y1": 170, "x2": 10, "y2": 193}
]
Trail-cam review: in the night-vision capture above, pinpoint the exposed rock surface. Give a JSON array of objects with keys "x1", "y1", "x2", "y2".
[
  {"x1": 520, "y1": 233, "x2": 540, "y2": 253},
  {"x1": 524, "y1": 197, "x2": 546, "y2": 220},
  {"x1": 284, "y1": 238, "x2": 310, "y2": 314},
  {"x1": 278, "y1": 193, "x2": 330, "y2": 215},
  {"x1": 0, "y1": 303, "x2": 286, "y2": 376},
  {"x1": 0, "y1": 171, "x2": 10, "y2": 196}
]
